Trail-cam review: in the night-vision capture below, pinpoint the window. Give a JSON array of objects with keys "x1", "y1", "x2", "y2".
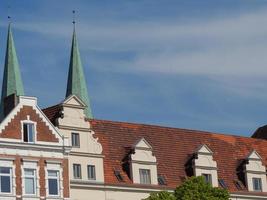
[
  {"x1": 24, "y1": 169, "x2": 36, "y2": 195},
  {"x1": 114, "y1": 170, "x2": 124, "y2": 182},
  {"x1": 218, "y1": 179, "x2": 227, "y2": 189},
  {"x1": 139, "y1": 169, "x2": 151, "y2": 184},
  {"x1": 0, "y1": 167, "x2": 12, "y2": 193},
  {"x1": 87, "y1": 165, "x2": 96, "y2": 180},
  {"x1": 73, "y1": 164, "x2": 81, "y2": 179},
  {"x1": 202, "y1": 173, "x2": 212, "y2": 184},
  {"x1": 23, "y1": 123, "x2": 35, "y2": 143},
  {"x1": 48, "y1": 170, "x2": 59, "y2": 196},
  {"x1": 158, "y1": 175, "x2": 167, "y2": 185},
  {"x1": 234, "y1": 180, "x2": 243, "y2": 190},
  {"x1": 71, "y1": 133, "x2": 80, "y2": 147},
  {"x1": 253, "y1": 178, "x2": 262, "y2": 191}
]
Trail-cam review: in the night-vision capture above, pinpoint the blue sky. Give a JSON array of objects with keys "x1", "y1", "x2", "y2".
[{"x1": 0, "y1": 0, "x2": 267, "y2": 136}]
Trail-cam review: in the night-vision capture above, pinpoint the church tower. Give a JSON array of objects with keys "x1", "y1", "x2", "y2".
[
  {"x1": 0, "y1": 23, "x2": 24, "y2": 118},
  {"x1": 65, "y1": 23, "x2": 93, "y2": 118}
]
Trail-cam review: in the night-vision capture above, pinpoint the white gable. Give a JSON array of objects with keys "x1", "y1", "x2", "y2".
[
  {"x1": 134, "y1": 138, "x2": 152, "y2": 149},
  {"x1": 63, "y1": 95, "x2": 86, "y2": 108},
  {"x1": 247, "y1": 150, "x2": 262, "y2": 160},
  {"x1": 131, "y1": 138, "x2": 156, "y2": 163},
  {"x1": 196, "y1": 144, "x2": 213, "y2": 155}
]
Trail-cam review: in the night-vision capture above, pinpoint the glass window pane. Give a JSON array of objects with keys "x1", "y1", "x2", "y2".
[
  {"x1": 0, "y1": 167, "x2": 10, "y2": 174},
  {"x1": 23, "y1": 124, "x2": 28, "y2": 142},
  {"x1": 25, "y1": 169, "x2": 34, "y2": 176},
  {"x1": 1, "y1": 176, "x2": 10, "y2": 193},
  {"x1": 139, "y1": 169, "x2": 151, "y2": 184},
  {"x1": 72, "y1": 133, "x2": 80, "y2": 147},
  {"x1": 25, "y1": 177, "x2": 35, "y2": 194},
  {"x1": 73, "y1": 164, "x2": 81, "y2": 179},
  {"x1": 28, "y1": 124, "x2": 34, "y2": 142},
  {"x1": 48, "y1": 170, "x2": 58, "y2": 177},
  {"x1": 48, "y1": 179, "x2": 58, "y2": 195},
  {"x1": 88, "y1": 165, "x2": 96, "y2": 180},
  {"x1": 253, "y1": 178, "x2": 262, "y2": 191}
]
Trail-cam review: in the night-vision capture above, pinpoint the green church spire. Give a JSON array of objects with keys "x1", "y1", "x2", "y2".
[
  {"x1": 0, "y1": 23, "x2": 24, "y2": 117},
  {"x1": 66, "y1": 26, "x2": 93, "y2": 118}
]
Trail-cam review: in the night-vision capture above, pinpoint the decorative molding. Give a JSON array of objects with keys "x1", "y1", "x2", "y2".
[{"x1": 70, "y1": 152, "x2": 104, "y2": 158}]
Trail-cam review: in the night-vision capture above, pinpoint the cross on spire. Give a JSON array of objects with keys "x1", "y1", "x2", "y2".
[
  {"x1": 0, "y1": 23, "x2": 24, "y2": 118},
  {"x1": 65, "y1": 11, "x2": 93, "y2": 118}
]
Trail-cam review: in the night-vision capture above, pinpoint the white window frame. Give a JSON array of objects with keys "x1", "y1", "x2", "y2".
[
  {"x1": 47, "y1": 170, "x2": 60, "y2": 196},
  {"x1": 21, "y1": 116, "x2": 37, "y2": 143},
  {"x1": 23, "y1": 168, "x2": 37, "y2": 195},
  {"x1": 22, "y1": 160, "x2": 39, "y2": 197},
  {"x1": 253, "y1": 177, "x2": 263, "y2": 192},
  {"x1": 45, "y1": 162, "x2": 63, "y2": 198},
  {"x1": 87, "y1": 165, "x2": 96, "y2": 180},
  {"x1": 73, "y1": 164, "x2": 82, "y2": 179},
  {"x1": 0, "y1": 166, "x2": 12, "y2": 194},
  {"x1": 139, "y1": 169, "x2": 151, "y2": 184},
  {"x1": 202, "y1": 173, "x2": 212, "y2": 184},
  {"x1": 71, "y1": 132, "x2": 80, "y2": 147}
]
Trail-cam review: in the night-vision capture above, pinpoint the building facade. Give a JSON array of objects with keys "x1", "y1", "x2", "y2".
[{"x1": 1, "y1": 23, "x2": 267, "y2": 200}]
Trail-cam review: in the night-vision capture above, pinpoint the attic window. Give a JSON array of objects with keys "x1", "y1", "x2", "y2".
[
  {"x1": 234, "y1": 180, "x2": 243, "y2": 190},
  {"x1": 158, "y1": 175, "x2": 167, "y2": 185},
  {"x1": 218, "y1": 179, "x2": 227, "y2": 189},
  {"x1": 23, "y1": 123, "x2": 35, "y2": 143},
  {"x1": 114, "y1": 170, "x2": 124, "y2": 182}
]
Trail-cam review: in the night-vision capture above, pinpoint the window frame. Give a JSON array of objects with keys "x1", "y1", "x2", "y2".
[
  {"x1": 71, "y1": 133, "x2": 80, "y2": 147},
  {"x1": 253, "y1": 177, "x2": 262, "y2": 192},
  {"x1": 202, "y1": 173, "x2": 212, "y2": 184},
  {"x1": 87, "y1": 165, "x2": 96, "y2": 180},
  {"x1": 47, "y1": 170, "x2": 60, "y2": 197},
  {"x1": 139, "y1": 169, "x2": 151, "y2": 184},
  {"x1": 73, "y1": 164, "x2": 82, "y2": 179},
  {"x1": 23, "y1": 168, "x2": 37, "y2": 195},
  {"x1": 0, "y1": 167, "x2": 12, "y2": 194},
  {"x1": 22, "y1": 122, "x2": 35, "y2": 143}
]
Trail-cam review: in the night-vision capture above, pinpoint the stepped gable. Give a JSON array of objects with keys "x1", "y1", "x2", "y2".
[{"x1": 1, "y1": 105, "x2": 58, "y2": 142}]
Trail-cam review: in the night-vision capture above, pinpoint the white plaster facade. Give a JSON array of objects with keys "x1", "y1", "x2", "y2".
[
  {"x1": 49, "y1": 95, "x2": 267, "y2": 200},
  {"x1": 193, "y1": 144, "x2": 218, "y2": 187},
  {"x1": 244, "y1": 150, "x2": 267, "y2": 192}
]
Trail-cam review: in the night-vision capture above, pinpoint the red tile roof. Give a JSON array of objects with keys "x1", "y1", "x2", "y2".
[
  {"x1": 42, "y1": 105, "x2": 267, "y2": 193},
  {"x1": 89, "y1": 119, "x2": 267, "y2": 193},
  {"x1": 42, "y1": 104, "x2": 61, "y2": 125}
]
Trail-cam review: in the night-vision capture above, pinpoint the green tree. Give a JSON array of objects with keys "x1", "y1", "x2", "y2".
[
  {"x1": 143, "y1": 191, "x2": 176, "y2": 200},
  {"x1": 143, "y1": 176, "x2": 230, "y2": 200},
  {"x1": 174, "y1": 176, "x2": 230, "y2": 200}
]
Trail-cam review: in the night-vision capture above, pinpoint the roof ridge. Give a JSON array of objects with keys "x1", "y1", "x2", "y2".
[{"x1": 89, "y1": 118, "x2": 258, "y2": 141}]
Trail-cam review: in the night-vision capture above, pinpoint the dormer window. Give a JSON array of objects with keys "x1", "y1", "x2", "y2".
[
  {"x1": 244, "y1": 150, "x2": 267, "y2": 192},
  {"x1": 130, "y1": 138, "x2": 158, "y2": 185},
  {"x1": 253, "y1": 177, "x2": 262, "y2": 191},
  {"x1": 193, "y1": 144, "x2": 218, "y2": 187},
  {"x1": 202, "y1": 173, "x2": 212, "y2": 184},
  {"x1": 23, "y1": 123, "x2": 35, "y2": 143},
  {"x1": 139, "y1": 169, "x2": 151, "y2": 184}
]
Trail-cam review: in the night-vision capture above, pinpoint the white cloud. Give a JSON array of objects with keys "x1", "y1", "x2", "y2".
[{"x1": 6, "y1": 7, "x2": 267, "y2": 77}]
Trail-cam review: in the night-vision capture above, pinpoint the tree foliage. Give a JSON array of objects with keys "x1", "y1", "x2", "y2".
[
  {"x1": 174, "y1": 176, "x2": 230, "y2": 200},
  {"x1": 143, "y1": 191, "x2": 176, "y2": 200},
  {"x1": 143, "y1": 176, "x2": 230, "y2": 200}
]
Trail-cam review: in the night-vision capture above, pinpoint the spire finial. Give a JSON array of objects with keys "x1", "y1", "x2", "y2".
[
  {"x1": 7, "y1": 5, "x2": 11, "y2": 24},
  {"x1": 72, "y1": 10, "x2": 76, "y2": 26}
]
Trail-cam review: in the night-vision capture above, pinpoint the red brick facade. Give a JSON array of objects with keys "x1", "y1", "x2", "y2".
[
  {"x1": 1, "y1": 106, "x2": 58, "y2": 142},
  {"x1": 0, "y1": 155, "x2": 69, "y2": 199}
]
